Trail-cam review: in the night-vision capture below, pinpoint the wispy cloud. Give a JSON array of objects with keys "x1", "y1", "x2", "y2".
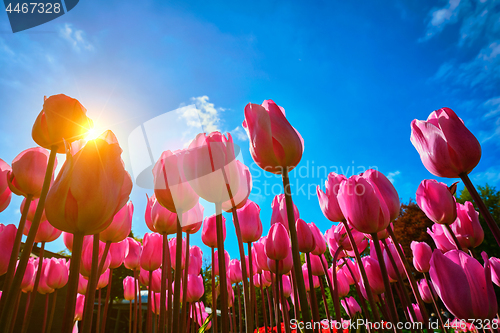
[
  {"x1": 59, "y1": 23, "x2": 94, "y2": 52},
  {"x1": 230, "y1": 126, "x2": 248, "y2": 141},
  {"x1": 387, "y1": 170, "x2": 401, "y2": 184},
  {"x1": 177, "y1": 96, "x2": 222, "y2": 133},
  {"x1": 421, "y1": 0, "x2": 461, "y2": 41},
  {"x1": 472, "y1": 166, "x2": 500, "y2": 185}
]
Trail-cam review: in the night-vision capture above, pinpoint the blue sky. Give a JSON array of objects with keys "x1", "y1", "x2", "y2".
[{"x1": 0, "y1": 0, "x2": 499, "y2": 259}]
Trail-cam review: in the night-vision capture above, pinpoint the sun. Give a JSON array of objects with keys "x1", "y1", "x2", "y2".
[{"x1": 84, "y1": 127, "x2": 100, "y2": 141}]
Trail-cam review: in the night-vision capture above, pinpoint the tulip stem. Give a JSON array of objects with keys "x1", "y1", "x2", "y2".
[
  {"x1": 259, "y1": 275, "x2": 269, "y2": 333},
  {"x1": 46, "y1": 289, "x2": 57, "y2": 333},
  {"x1": 97, "y1": 241, "x2": 111, "y2": 277},
  {"x1": 443, "y1": 224, "x2": 463, "y2": 251},
  {"x1": 147, "y1": 270, "x2": 153, "y2": 333},
  {"x1": 305, "y1": 252, "x2": 321, "y2": 328},
  {"x1": 280, "y1": 274, "x2": 291, "y2": 333},
  {"x1": 329, "y1": 248, "x2": 342, "y2": 323},
  {"x1": 96, "y1": 288, "x2": 102, "y2": 333},
  {"x1": 100, "y1": 268, "x2": 113, "y2": 333},
  {"x1": 236, "y1": 284, "x2": 243, "y2": 333},
  {"x1": 133, "y1": 270, "x2": 138, "y2": 333},
  {"x1": 215, "y1": 203, "x2": 229, "y2": 333},
  {"x1": 282, "y1": 169, "x2": 313, "y2": 333},
  {"x1": 8, "y1": 289, "x2": 21, "y2": 333},
  {"x1": 21, "y1": 241, "x2": 45, "y2": 333},
  {"x1": 82, "y1": 234, "x2": 101, "y2": 333},
  {"x1": 319, "y1": 279, "x2": 334, "y2": 333},
  {"x1": 211, "y1": 247, "x2": 217, "y2": 333},
  {"x1": 62, "y1": 232, "x2": 85, "y2": 333},
  {"x1": 181, "y1": 232, "x2": 191, "y2": 333},
  {"x1": 0, "y1": 194, "x2": 33, "y2": 316},
  {"x1": 0, "y1": 146, "x2": 57, "y2": 333},
  {"x1": 172, "y1": 217, "x2": 183, "y2": 333},
  {"x1": 341, "y1": 258, "x2": 372, "y2": 326},
  {"x1": 460, "y1": 173, "x2": 500, "y2": 247},
  {"x1": 129, "y1": 301, "x2": 133, "y2": 333},
  {"x1": 159, "y1": 233, "x2": 169, "y2": 333},
  {"x1": 423, "y1": 273, "x2": 448, "y2": 333},
  {"x1": 247, "y1": 242, "x2": 256, "y2": 331},
  {"x1": 342, "y1": 221, "x2": 381, "y2": 323},
  {"x1": 275, "y1": 261, "x2": 281, "y2": 333},
  {"x1": 266, "y1": 288, "x2": 274, "y2": 331}
]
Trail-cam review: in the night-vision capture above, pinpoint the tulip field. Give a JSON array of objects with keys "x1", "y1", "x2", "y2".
[{"x1": 1, "y1": 95, "x2": 500, "y2": 333}]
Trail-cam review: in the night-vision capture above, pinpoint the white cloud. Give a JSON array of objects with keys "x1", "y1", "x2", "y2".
[
  {"x1": 386, "y1": 170, "x2": 401, "y2": 184},
  {"x1": 230, "y1": 126, "x2": 248, "y2": 141},
  {"x1": 177, "y1": 96, "x2": 222, "y2": 133},
  {"x1": 472, "y1": 166, "x2": 500, "y2": 185},
  {"x1": 59, "y1": 23, "x2": 94, "y2": 52},
  {"x1": 421, "y1": 0, "x2": 461, "y2": 41}
]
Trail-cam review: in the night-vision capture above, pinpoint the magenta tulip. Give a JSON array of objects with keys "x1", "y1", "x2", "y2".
[
  {"x1": 150, "y1": 194, "x2": 177, "y2": 235},
  {"x1": 201, "y1": 214, "x2": 226, "y2": 248},
  {"x1": 0, "y1": 224, "x2": 17, "y2": 275},
  {"x1": 307, "y1": 254, "x2": 326, "y2": 276},
  {"x1": 268, "y1": 247, "x2": 293, "y2": 275},
  {"x1": 271, "y1": 194, "x2": 299, "y2": 231},
  {"x1": 411, "y1": 241, "x2": 432, "y2": 273},
  {"x1": 328, "y1": 266, "x2": 351, "y2": 297},
  {"x1": 186, "y1": 274, "x2": 204, "y2": 302},
  {"x1": 383, "y1": 240, "x2": 405, "y2": 281},
  {"x1": 169, "y1": 236, "x2": 187, "y2": 270},
  {"x1": 123, "y1": 276, "x2": 136, "y2": 301},
  {"x1": 97, "y1": 269, "x2": 110, "y2": 289},
  {"x1": 302, "y1": 264, "x2": 319, "y2": 291},
  {"x1": 141, "y1": 233, "x2": 163, "y2": 271},
  {"x1": 77, "y1": 274, "x2": 88, "y2": 295},
  {"x1": 181, "y1": 202, "x2": 204, "y2": 234},
  {"x1": 213, "y1": 250, "x2": 230, "y2": 276},
  {"x1": 237, "y1": 200, "x2": 263, "y2": 243},
  {"x1": 109, "y1": 240, "x2": 129, "y2": 269},
  {"x1": 341, "y1": 297, "x2": 361, "y2": 317},
  {"x1": 361, "y1": 169, "x2": 400, "y2": 221},
  {"x1": 317, "y1": 172, "x2": 347, "y2": 222},
  {"x1": 409, "y1": 303, "x2": 424, "y2": 323},
  {"x1": 222, "y1": 160, "x2": 252, "y2": 212},
  {"x1": 145, "y1": 193, "x2": 157, "y2": 232},
  {"x1": 296, "y1": 218, "x2": 315, "y2": 253},
  {"x1": 38, "y1": 260, "x2": 54, "y2": 294},
  {"x1": 265, "y1": 222, "x2": 291, "y2": 260},
  {"x1": 253, "y1": 237, "x2": 270, "y2": 271},
  {"x1": 282, "y1": 275, "x2": 292, "y2": 298},
  {"x1": 74, "y1": 294, "x2": 85, "y2": 321},
  {"x1": 333, "y1": 223, "x2": 364, "y2": 251},
  {"x1": 44, "y1": 258, "x2": 69, "y2": 290},
  {"x1": 100, "y1": 201, "x2": 133, "y2": 243},
  {"x1": 450, "y1": 201, "x2": 484, "y2": 249},
  {"x1": 188, "y1": 246, "x2": 203, "y2": 275},
  {"x1": 309, "y1": 222, "x2": 327, "y2": 256},
  {"x1": 361, "y1": 256, "x2": 385, "y2": 295},
  {"x1": 0, "y1": 159, "x2": 12, "y2": 212},
  {"x1": 427, "y1": 224, "x2": 457, "y2": 252},
  {"x1": 80, "y1": 238, "x2": 111, "y2": 277},
  {"x1": 416, "y1": 179, "x2": 457, "y2": 225},
  {"x1": 124, "y1": 237, "x2": 142, "y2": 271},
  {"x1": 417, "y1": 279, "x2": 433, "y2": 304},
  {"x1": 228, "y1": 259, "x2": 243, "y2": 284},
  {"x1": 20, "y1": 258, "x2": 36, "y2": 292}
]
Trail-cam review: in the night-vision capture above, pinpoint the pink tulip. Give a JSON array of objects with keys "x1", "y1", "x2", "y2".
[
  {"x1": 253, "y1": 238, "x2": 270, "y2": 271},
  {"x1": 338, "y1": 175, "x2": 390, "y2": 234},
  {"x1": 123, "y1": 276, "x2": 136, "y2": 301},
  {"x1": 296, "y1": 218, "x2": 315, "y2": 253},
  {"x1": 252, "y1": 249, "x2": 261, "y2": 274},
  {"x1": 317, "y1": 173, "x2": 347, "y2": 222},
  {"x1": 416, "y1": 179, "x2": 457, "y2": 225},
  {"x1": 237, "y1": 200, "x2": 263, "y2": 243},
  {"x1": 77, "y1": 274, "x2": 88, "y2": 295},
  {"x1": 214, "y1": 250, "x2": 230, "y2": 276},
  {"x1": 97, "y1": 269, "x2": 110, "y2": 289},
  {"x1": 38, "y1": 260, "x2": 54, "y2": 294},
  {"x1": 361, "y1": 256, "x2": 385, "y2": 295},
  {"x1": 7, "y1": 147, "x2": 56, "y2": 198},
  {"x1": 201, "y1": 214, "x2": 226, "y2": 248},
  {"x1": 141, "y1": 233, "x2": 163, "y2": 271},
  {"x1": 271, "y1": 194, "x2": 299, "y2": 232},
  {"x1": 191, "y1": 302, "x2": 211, "y2": 329},
  {"x1": 253, "y1": 274, "x2": 262, "y2": 288},
  {"x1": 341, "y1": 297, "x2": 361, "y2": 317},
  {"x1": 490, "y1": 257, "x2": 500, "y2": 287},
  {"x1": 44, "y1": 258, "x2": 69, "y2": 290},
  {"x1": 188, "y1": 246, "x2": 203, "y2": 275},
  {"x1": 427, "y1": 224, "x2": 457, "y2": 252},
  {"x1": 265, "y1": 223, "x2": 291, "y2": 260},
  {"x1": 281, "y1": 275, "x2": 292, "y2": 298},
  {"x1": 62, "y1": 232, "x2": 91, "y2": 253},
  {"x1": 153, "y1": 149, "x2": 199, "y2": 213},
  {"x1": 450, "y1": 201, "x2": 484, "y2": 249},
  {"x1": 139, "y1": 267, "x2": 149, "y2": 286},
  {"x1": 383, "y1": 240, "x2": 405, "y2": 281},
  {"x1": 145, "y1": 194, "x2": 157, "y2": 232},
  {"x1": 324, "y1": 227, "x2": 344, "y2": 260},
  {"x1": 45, "y1": 131, "x2": 132, "y2": 235},
  {"x1": 23, "y1": 219, "x2": 61, "y2": 243},
  {"x1": 186, "y1": 274, "x2": 204, "y2": 302},
  {"x1": 302, "y1": 264, "x2": 319, "y2": 291},
  {"x1": 20, "y1": 258, "x2": 36, "y2": 292},
  {"x1": 183, "y1": 132, "x2": 240, "y2": 204},
  {"x1": 429, "y1": 250, "x2": 497, "y2": 320},
  {"x1": 169, "y1": 237, "x2": 187, "y2": 270},
  {"x1": 307, "y1": 254, "x2": 326, "y2": 276},
  {"x1": 417, "y1": 279, "x2": 434, "y2": 304},
  {"x1": 309, "y1": 222, "x2": 327, "y2": 255},
  {"x1": 150, "y1": 269, "x2": 162, "y2": 293},
  {"x1": 80, "y1": 237, "x2": 111, "y2": 277},
  {"x1": 361, "y1": 169, "x2": 400, "y2": 221},
  {"x1": 333, "y1": 223, "x2": 364, "y2": 251},
  {"x1": 151, "y1": 196, "x2": 178, "y2": 235},
  {"x1": 100, "y1": 201, "x2": 133, "y2": 243},
  {"x1": 346, "y1": 238, "x2": 368, "y2": 257},
  {"x1": 0, "y1": 159, "x2": 12, "y2": 212},
  {"x1": 409, "y1": 303, "x2": 424, "y2": 323},
  {"x1": 268, "y1": 247, "x2": 293, "y2": 275},
  {"x1": 343, "y1": 259, "x2": 360, "y2": 284},
  {"x1": 222, "y1": 160, "x2": 252, "y2": 212},
  {"x1": 261, "y1": 271, "x2": 272, "y2": 288},
  {"x1": 328, "y1": 266, "x2": 351, "y2": 297},
  {"x1": 0, "y1": 224, "x2": 17, "y2": 275},
  {"x1": 410, "y1": 107, "x2": 481, "y2": 178},
  {"x1": 243, "y1": 100, "x2": 304, "y2": 173},
  {"x1": 74, "y1": 294, "x2": 86, "y2": 321},
  {"x1": 109, "y1": 240, "x2": 129, "y2": 269},
  {"x1": 181, "y1": 202, "x2": 204, "y2": 234},
  {"x1": 124, "y1": 237, "x2": 142, "y2": 271},
  {"x1": 228, "y1": 259, "x2": 243, "y2": 284},
  {"x1": 411, "y1": 241, "x2": 432, "y2": 273}
]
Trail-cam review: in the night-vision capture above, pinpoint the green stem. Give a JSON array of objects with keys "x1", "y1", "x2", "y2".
[
  {"x1": 215, "y1": 203, "x2": 229, "y2": 333},
  {"x1": 305, "y1": 252, "x2": 320, "y2": 328},
  {"x1": 180, "y1": 232, "x2": 190, "y2": 333},
  {"x1": 172, "y1": 217, "x2": 183, "y2": 333}
]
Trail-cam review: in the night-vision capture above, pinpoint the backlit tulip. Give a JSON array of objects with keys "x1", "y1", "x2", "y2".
[
  {"x1": 410, "y1": 107, "x2": 481, "y2": 178},
  {"x1": 62, "y1": 232, "x2": 91, "y2": 253},
  {"x1": 296, "y1": 218, "x2": 315, "y2": 253},
  {"x1": 333, "y1": 223, "x2": 364, "y2": 252},
  {"x1": 77, "y1": 274, "x2": 88, "y2": 295},
  {"x1": 427, "y1": 224, "x2": 457, "y2": 252},
  {"x1": 309, "y1": 222, "x2": 327, "y2": 256},
  {"x1": 188, "y1": 246, "x2": 203, "y2": 275},
  {"x1": 243, "y1": 100, "x2": 304, "y2": 173},
  {"x1": 186, "y1": 274, "x2": 204, "y2": 302},
  {"x1": 342, "y1": 260, "x2": 360, "y2": 284},
  {"x1": 145, "y1": 194, "x2": 157, "y2": 232},
  {"x1": 417, "y1": 279, "x2": 433, "y2": 304},
  {"x1": 201, "y1": 214, "x2": 226, "y2": 248},
  {"x1": 151, "y1": 195, "x2": 177, "y2": 235},
  {"x1": 150, "y1": 269, "x2": 162, "y2": 293},
  {"x1": 153, "y1": 149, "x2": 199, "y2": 213},
  {"x1": 228, "y1": 259, "x2": 242, "y2": 284},
  {"x1": 141, "y1": 233, "x2": 163, "y2": 271},
  {"x1": 429, "y1": 250, "x2": 497, "y2": 320},
  {"x1": 183, "y1": 132, "x2": 239, "y2": 204},
  {"x1": 416, "y1": 179, "x2": 456, "y2": 225},
  {"x1": 181, "y1": 202, "x2": 204, "y2": 234},
  {"x1": 124, "y1": 237, "x2": 142, "y2": 271},
  {"x1": 0, "y1": 224, "x2": 17, "y2": 275},
  {"x1": 222, "y1": 161, "x2": 252, "y2": 212},
  {"x1": 409, "y1": 303, "x2": 424, "y2": 323},
  {"x1": 411, "y1": 241, "x2": 432, "y2": 273},
  {"x1": 281, "y1": 275, "x2": 291, "y2": 298},
  {"x1": 7, "y1": 147, "x2": 56, "y2": 198},
  {"x1": 109, "y1": 240, "x2": 129, "y2": 269},
  {"x1": 383, "y1": 240, "x2": 405, "y2": 281},
  {"x1": 265, "y1": 222, "x2": 290, "y2": 260},
  {"x1": 0, "y1": 159, "x2": 12, "y2": 212},
  {"x1": 80, "y1": 238, "x2": 111, "y2": 277},
  {"x1": 307, "y1": 254, "x2": 326, "y2": 276},
  {"x1": 23, "y1": 219, "x2": 61, "y2": 243},
  {"x1": 123, "y1": 276, "x2": 136, "y2": 301},
  {"x1": 268, "y1": 247, "x2": 293, "y2": 275},
  {"x1": 169, "y1": 237, "x2": 187, "y2": 270},
  {"x1": 362, "y1": 169, "x2": 400, "y2": 221},
  {"x1": 213, "y1": 250, "x2": 230, "y2": 276},
  {"x1": 74, "y1": 294, "x2": 85, "y2": 321},
  {"x1": 490, "y1": 257, "x2": 500, "y2": 287},
  {"x1": 325, "y1": 227, "x2": 343, "y2": 259},
  {"x1": 100, "y1": 201, "x2": 133, "y2": 243},
  {"x1": 317, "y1": 173, "x2": 346, "y2": 222},
  {"x1": 341, "y1": 297, "x2": 361, "y2": 317},
  {"x1": 38, "y1": 260, "x2": 54, "y2": 294},
  {"x1": 271, "y1": 194, "x2": 299, "y2": 232},
  {"x1": 328, "y1": 266, "x2": 351, "y2": 297},
  {"x1": 20, "y1": 258, "x2": 36, "y2": 292},
  {"x1": 253, "y1": 237, "x2": 270, "y2": 271},
  {"x1": 450, "y1": 201, "x2": 484, "y2": 249},
  {"x1": 302, "y1": 264, "x2": 320, "y2": 291},
  {"x1": 45, "y1": 131, "x2": 132, "y2": 235},
  {"x1": 361, "y1": 256, "x2": 385, "y2": 295},
  {"x1": 97, "y1": 269, "x2": 110, "y2": 289},
  {"x1": 237, "y1": 200, "x2": 262, "y2": 243},
  {"x1": 44, "y1": 258, "x2": 69, "y2": 290}
]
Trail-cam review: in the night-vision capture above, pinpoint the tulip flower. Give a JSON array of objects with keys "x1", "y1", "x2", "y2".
[
  {"x1": 80, "y1": 238, "x2": 111, "y2": 277},
  {"x1": 150, "y1": 269, "x2": 162, "y2": 293},
  {"x1": 77, "y1": 274, "x2": 88, "y2": 295},
  {"x1": 265, "y1": 223, "x2": 291, "y2": 260},
  {"x1": 327, "y1": 265, "x2": 351, "y2": 297},
  {"x1": 411, "y1": 241, "x2": 432, "y2": 273},
  {"x1": 7, "y1": 147, "x2": 56, "y2": 198},
  {"x1": 450, "y1": 201, "x2": 484, "y2": 249},
  {"x1": 243, "y1": 100, "x2": 304, "y2": 173},
  {"x1": 490, "y1": 257, "x2": 500, "y2": 287},
  {"x1": 236, "y1": 200, "x2": 262, "y2": 243},
  {"x1": 100, "y1": 201, "x2": 133, "y2": 243},
  {"x1": 296, "y1": 218, "x2": 315, "y2": 253},
  {"x1": 383, "y1": 240, "x2": 405, "y2": 281},
  {"x1": 153, "y1": 149, "x2": 199, "y2": 213},
  {"x1": 0, "y1": 159, "x2": 12, "y2": 212},
  {"x1": 333, "y1": 223, "x2": 364, "y2": 251},
  {"x1": 62, "y1": 232, "x2": 91, "y2": 253},
  {"x1": 32, "y1": 94, "x2": 93, "y2": 153},
  {"x1": 0, "y1": 224, "x2": 17, "y2": 275},
  {"x1": 416, "y1": 179, "x2": 457, "y2": 225},
  {"x1": 228, "y1": 259, "x2": 243, "y2": 284},
  {"x1": 317, "y1": 173, "x2": 347, "y2": 222},
  {"x1": 343, "y1": 260, "x2": 360, "y2": 284},
  {"x1": 361, "y1": 169, "x2": 400, "y2": 221},
  {"x1": 150, "y1": 195, "x2": 178, "y2": 235},
  {"x1": 124, "y1": 237, "x2": 142, "y2": 271},
  {"x1": 23, "y1": 218, "x2": 61, "y2": 243},
  {"x1": 109, "y1": 240, "x2": 129, "y2": 269},
  {"x1": 213, "y1": 250, "x2": 230, "y2": 276},
  {"x1": 123, "y1": 276, "x2": 136, "y2": 301},
  {"x1": 181, "y1": 202, "x2": 204, "y2": 234},
  {"x1": 201, "y1": 214, "x2": 226, "y2": 248},
  {"x1": 268, "y1": 247, "x2": 293, "y2": 275},
  {"x1": 74, "y1": 294, "x2": 86, "y2": 321},
  {"x1": 222, "y1": 160, "x2": 252, "y2": 212},
  {"x1": 183, "y1": 132, "x2": 239, "y2": 204},
  {"x1": 409, "y1": 303, "x2": 424, "y2": 323},
  {"x1": 253, "y1": 237, "x2": 270, "y2": 271},
  {"x1": 281, "y1": 275, "x2": 292, "y2": 298},
  {"x1": 97, "y1": 269, "x2": 110, "y2": 289},
  {"x1": 38, "y1": 260, "x2": 55, "y2": 294},
  {"x1": 417, "y1": 279, "x2": 433, "y2": 304},
  {"x1": 302, "y1": 264, "x2": 320, "y2": 291},
  {"x1": 307, "y1": 254, "x2": 326, "y2": 276},
  {"x1": 410, "y1": 107, "x2": 481, "y2": 178},
  {"x1": 45, "y1": 131, "x2": 132, "y2": 235},
  {"x1": 427, "y1": 224, "x2": 457, "y2": 252},
  {"x1": 429, "y1": 250, "x2": 497, "y2": 320},
  {"x1": 140, "y1": 233, "x2": 163, "y2": 271},
  {"x1": 324, "y1": 227, "x2": 343, "y2": 260},
  {"x1": 186, "y1": 274, "x2": 204, "y2": 302},
  {"x1": 188, "y1": 246, "x2": 203, "y2": 275},
  {"x1": 145, "y1": 194, "x2": 157, "y2": 233},
  {"x1": 169, "y1": 237, "x2": 187, "y2": 270},
  {"x1": 341, "y1": 297, "x2": 361, "y2": 317},
  {"x1": 309, "y1": 222, "x2": 327, "y2": 256},
  {"x1": 44, "y1": 258, "x2": 69, "y2": 290},
  {"x1": 271, "y1": 194, "x2": 299, "y2": 231},
  {"x1": 20, "y1": 258, "x2": 36, "y2": 292},
  {"x1": 361, "y1": 256, "x2": 385, "y2": 295}
]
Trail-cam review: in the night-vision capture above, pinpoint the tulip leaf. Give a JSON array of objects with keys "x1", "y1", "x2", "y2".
[{"x1": 197, "y1": 313, "x2": 212, "y2": 333}]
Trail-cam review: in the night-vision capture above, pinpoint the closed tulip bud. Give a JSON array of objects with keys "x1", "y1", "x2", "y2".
[
  {"x1": 253, "y1": 274, "x2": 261, "y2": 288},
  {"x1": 123, "y1": 276, "x2": 136, "y2": 301},
  {"x1": 150, "y1": 269, "x2": 162, "y2": 293},
  {"x1": 268, "y1": 247, "x2": 293, "y2": 275},
  {"x1": 302, "y1": 264, "x2": 320, "y2": 291},
  {"x1": 262, "y1": 271, "x2": 272, "y2": 288},
  {"x1": 141, "y1": 233, "x2": 163, "y2": 271},
  {"x1": 100, "y1": 201, "x2": 133, "y2": 243},
  {"x1": 38, "y1": 260, "x2": 54, "y2": 294},
  {"x1": 450, "y1": 201, "x2": 484, "y2": 249},
  {"x1": 0, "y1": 159, "x2": 12, "y2": 212},
  {"x1": 32, "y1": 94, "x2": 93, "y2": 153},
  {"x1": 410, "y1": 107, "x2": 481, "y2": 178},
  {"x1": 490, "y1": 257, "x2": 500, "y2": 287},
  {"x1": 7, "y1": 147, "x2": 56, "y2": 198},
  {"x1": 20, "y1": 258, "x2": 36, "y2": 292},
  {"x1": 309, "y1": 222, "x2": 327, "y2": 256},
  {"x1": 74, "y1": 294, "x2": 86, "y2": 321},
  {"x1": 44, "y1": 258, "x2": 69, "y2": 290},
  {"x1": 341, "y1": 297, "x2": 361, "y2": 317},
  {"x1": 188, "y1": 246, "x2": 203, "y2": 275},
  {"x1": 333, "y1": 223, "x2": 364, "y2": 251},
  {"x1": 169, "y1": 237, "x2": 187, "y2": 270},
  {"x1": 97, "y1": 269, "x2": 110, "y2": 289},
  {"x1": 338, "y1": 175, "x2": 390, "y2": 234},
  {"x1": 45, "y1": 131, "x2": 132, "y2": 235},
  {"x1": 201, "y1": 214, "x2": 226, "y2": 248},
  {"x1": 151, "y1": 196, "x2": 177, "y2": 235},
  {"x1": 139, "y1": 267, "x2": 149, "y2": 286},
  {"x1": 183, "y1": 132, "x2": 239, "y2": 204},
  {"x1": 181, "y1": 202, "x2": 204, "y2": 234},
  {"x1": 222, "y1": 161, "x2": 252, "y2": 212},
  {"x1": 186, "y1": 274, "x2": 204, "y2": 302},
  {"x1": 409, "y1": 304, "x2": 424, "y2": 323},
  {"x1": 252, "y1": 248, "x2": 262, "y2": 274},
  {"x1": 346, "y1": 238, "x2": 368, "y2": 257},
  {"x1": 296, "y1": 218, "x2": 315, "y2": 253},
  {"x1": 237, "y1": 200, "x2": 263, "y2": 243},
  {"x1": 77, "y1": 274, "x2": 88, "y2": 295},
  {"x1": 62, "y1": 232, "x2": 91, "y2": 253},
  {"x1": 213, "y1": 250, "x2": 230, "y2": 276},
  {"x1": 145, "y1": 194, "x2": 157, "y2": 232},
  {"x1": 417, "y1": 179, "x2": 457, "y2": 225},
  {"x1": 344, "y1": 259, "x2": 360, "y2": 284},
  {"x1": 0, "y1": 224, "x2": 17, "y2": 275},
  {"x1": 361, "y1": 256, "x2": 385, "y2": 295},
  {"x1": 80, "y1": 237, "x2": 111, "y2": 277},
  {"x1": 23, "y1": 219, "x2": 61, "y2": 243},
  {"x1": 228, "y1": 259, "x2": 242, "y2": 284},
  {"x1": 383, "y1": 240, "x2": 405, "y2": 281},
  {"x1": 417, "y1": 279, "x2": 434, "y2": 304},
  {"x1": 429, "y1": 250, "x2": 497, "y2": 320},
  {"x1": 253, "y1": 238, "x2": 270, "y2": 271},
  {"x1": 411, "y1": 241, "x2": 432, "y2": 273},
  {"x1": 124, "y1": 237, "x2": 142, "y2": 271},
  {"x1": 265, "y1": 223, "x2": 290, "y2": 260},
  {"x1": 362, "y1": 169, "x2": 400, "y2": 221},
  {"x1": 427, "y1": 224, "x2": 457, "y2": 252},
  {"x1": 153, "y1": 149, "x2": 199, "y2": 213},
  {"x1": 271, "y1": 194, "x2": 299, "y2": 232},
  {"x1": 307, "y1": 254, "x2": 326, "y2": 276},
  {"x1": 243, "y1": 100, "x2": 304, "y2": 173},
  {"x1": 317, "y1": 173, "x2": 346, "y2": 222},
  {"x1": 324, "y1": 226, "x2": 344, "y2": 260},
  {"x1": 281, "y1": 275, "x2": 292, "y2": 298},
  {"x1": 109, "y1": 240, "x2": 129, "y2": 269},
  {"x1": 327, "y1": 266, "x2": 351, "y2": 297}
]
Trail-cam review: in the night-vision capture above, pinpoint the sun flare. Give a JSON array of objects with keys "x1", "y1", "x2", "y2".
[{"x1": 84, "y1": 127, "x2": 99, "y2": 141}]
